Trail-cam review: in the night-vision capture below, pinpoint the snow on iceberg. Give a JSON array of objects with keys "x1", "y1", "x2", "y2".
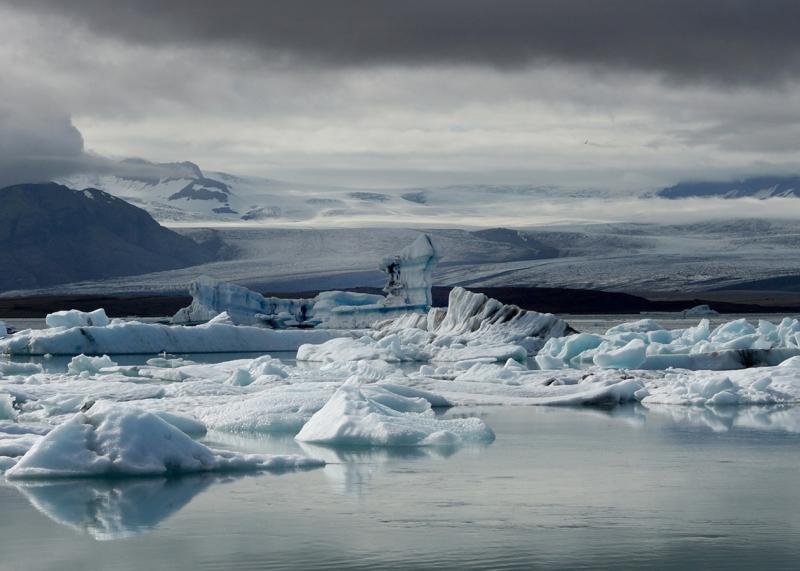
[
  {"x1": 0, "y1": 319, "x2": 351, "y2": 356},
  {"x1": 299, "y1": 287, "x2": 572, "y2": 363},
  {"x1": 46, "y1": 308, "x2": 110, "y2": 329},
  {"x1": 295, "y1": 379, "x2": 494, "y2": 447},
  {"x1": 5, "y1": 405, "x2": 324, "y2": 479},
  {"x1": 536, "y1": 317, "x2": 800, "y2": 371}
]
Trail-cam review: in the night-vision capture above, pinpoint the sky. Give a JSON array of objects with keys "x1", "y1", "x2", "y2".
[{"x1": 1, "y1": 0, "x2": 800, "y2": 190}]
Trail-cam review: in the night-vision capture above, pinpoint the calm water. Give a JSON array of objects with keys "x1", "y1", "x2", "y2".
[{"x1": 1, "y1": 405, "x2": 799, "y2": 570}]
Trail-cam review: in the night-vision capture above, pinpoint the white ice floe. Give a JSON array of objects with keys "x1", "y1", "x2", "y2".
[
  {"x1": 5, "y1": 405, "x2": 324, "y2": 479},
  {"x1": 299, "y1": 286, "x2": 571, "y2": 363},
  {"x1": 536, "y1": 317, "x2": 800, "y2": 371},
  {"x1": 0, "y1": 319, "x2": 351, "y2": 356},
  {"x1": 295, "y1": 379, "x2": 493, "y2": 447},
  {"x1": 67, "y1": 354, "x2": 118, "y2": 375},
  {"x1": 45, "y1": 308, "x2": 110, "y2": 329}
]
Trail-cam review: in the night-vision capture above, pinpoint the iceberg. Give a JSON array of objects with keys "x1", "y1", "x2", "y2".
[
  {"x1": 379, "y1": 234, "x2": 438, "y2": 307},
  {"x1": 295, "y1": 379, "x2": 494, "y2": 447},
  {"x1": 172, "y1": 234, "x2": 439, "y2": 329},
  {"x1": 5, "y1": 405, "x2": 324, "y2": 479},
  {"x1": 536, "y1": 317, "x2": 800, "y2": 371},
  {"x1": 0, "y1": 319, "x2": 351, "y2": 356},
  {"x1": 45, "y1": 308, "x2": 110, "y2": 329},
  {"x1": 683, "y1": 304, "x2": 719, "y2": 317},
  {"x1": 299, "y1": 287, "x2": 573, "y2": 363},
  {"x1": 172, "y1": 275, "x2": 384, "y2": 327}
]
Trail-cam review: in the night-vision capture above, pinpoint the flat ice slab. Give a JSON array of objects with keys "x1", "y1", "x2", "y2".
[{"x1": 0, "y1": 320, "x2": 352, "y2": 356}]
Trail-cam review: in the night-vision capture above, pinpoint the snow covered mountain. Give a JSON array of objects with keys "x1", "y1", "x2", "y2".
[
  {"x1": 57, "y1": 158, "x2": 620, "y2": 226},
  {"x1": 658, "y1": 176, "x2": 800, "y2": 199}
]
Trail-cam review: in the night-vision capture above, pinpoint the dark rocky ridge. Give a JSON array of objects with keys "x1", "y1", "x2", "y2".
[{"x1": 0, "y1": 182, "x2": 216, "y2": 292}]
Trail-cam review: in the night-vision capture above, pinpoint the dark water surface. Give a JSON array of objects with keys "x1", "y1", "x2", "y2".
[{"x1": 1, "y1": 405, "x2": 799, "y2": 570}]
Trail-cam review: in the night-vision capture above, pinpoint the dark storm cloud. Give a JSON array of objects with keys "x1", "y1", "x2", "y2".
[{"x1": 7, "y1": 0, "x2": 800, "y2": 83}]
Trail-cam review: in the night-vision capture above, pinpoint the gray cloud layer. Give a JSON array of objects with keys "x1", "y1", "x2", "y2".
[
  {"x1": 8, "y1": 0, "x2": 800, "y2": 84},
  {"x1": 1, "y1": 1, "x2": 799, "y2": 191}
]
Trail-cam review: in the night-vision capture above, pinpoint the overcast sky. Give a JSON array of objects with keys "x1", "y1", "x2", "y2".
[{"x1": 1, "y1": 0, "x2": 799, "y2": 189}]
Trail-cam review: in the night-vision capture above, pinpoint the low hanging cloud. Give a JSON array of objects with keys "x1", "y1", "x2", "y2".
[
  {"x1": 6, "y1": 0, "x2": 800, "y2": 84},
  {"x1": 1, "y1": 1, "x2": 799, "y2": 190}
]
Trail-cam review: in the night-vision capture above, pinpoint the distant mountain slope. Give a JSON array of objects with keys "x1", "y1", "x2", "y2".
[
  {"x1": 658, "y1": 176, "x2": 800, "y2": 199},
  {"x1": 0, "y1": 183, "x2": 215, "y2": 292}
]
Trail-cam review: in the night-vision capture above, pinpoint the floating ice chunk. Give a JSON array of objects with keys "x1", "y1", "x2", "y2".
[
  {"x1": 0, "y1": 321, "x2": 6, "y2": 338},
  {"x1": 683, "y1": 304, "x2": 719, "y2": 317},
  {"x1": 67, "y1": 354, "x2": 118, "y2": 375},
  {"x1": 0, "y1": 319, "x2": 350, "y2": 356},
  {"x1": 537, "y1": 316, "x2": 800, "y2": 371},
  {"x1": 172, "y1": 236, "x2": 437, "y2": 329},
  {"x1": 301, "y1": 287, "x2": 572, "y2": 364},
  {"x1": 172, "y1": 276, "x2": 386, "y2": 328},
  {"x1": 224, "y1": 355, "x2": 290, "y2": 386},
  {"x1": 6, "y1": 405, "x2": 324, "y2": 479},
  {"x1": 593, "y1": 339, "x2": 647, "y2": 369},
  {"x1": 46, "y1": 309, "x2": 109, "y2": 329},
  {"x1": 0, "y1": 360, "x2": 43, "y2": 376},
  {"x1": 297, "y1": 335, "x2": 431, "y2": 363},
  {"x1": 172, "y1": 275, "x2": 317, "y2": 327},
  {"x1": 0, "y1": 393, "x2": 16, "y2": 420},
  {"x1": 606, "y1": 319, "x2": 665, "y2": 335},
  {"x1": 295, "y1": 379, "x2": 494, "y2": 447}
]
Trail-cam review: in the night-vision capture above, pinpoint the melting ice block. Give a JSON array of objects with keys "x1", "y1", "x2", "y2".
[
  {"x1": 295, "y1": 380, "x2": 494, "y2": 447},
  {"x1": 300, "y1": 287, "x2": 574, "y2": 362},
  {"x1": 0, "y1": 319, "x2": 349, "y2": 356},
  {"x1": 536, "y1": 317, "x2": 800, "y2": 371},
  {"x1": 45, "y1": 309, "x2": 109, "y2": 329},
  {"x1": 6, "y1": 405, "x2": 324, "y2": 479}
]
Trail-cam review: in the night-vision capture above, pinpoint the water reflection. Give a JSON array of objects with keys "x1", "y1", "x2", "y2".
[
  {"x1": 645, "y1": 403, "x2": 800, "y2": 433},
  {"x1": 298, "y1": 442, "x2": 476, "y2": 496},
  {"x1": 12, "y1": 474, "x2": 227, "y2": 540}
]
